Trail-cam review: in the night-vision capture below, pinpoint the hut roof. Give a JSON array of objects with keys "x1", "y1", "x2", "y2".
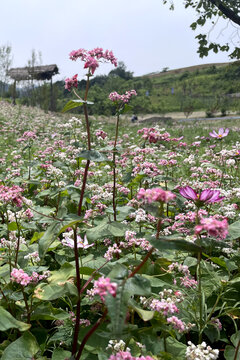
[{"x1": 8, "y1": 64, "x2": 59, "y2": 81}]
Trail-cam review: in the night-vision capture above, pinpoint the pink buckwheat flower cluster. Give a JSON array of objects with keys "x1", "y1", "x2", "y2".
[
  {"x1": 137, "y1": 187, "x2": 176, "y2": 204},
  {"x1": 96, "y1": 129, "x2": 108, "y2": 139},
  {"x1": 65, "y1": 74, "x2": 78, "y2": 91},
  {"x1": 167, "y1": 316, "x2": 194, "y2": 333},
  {"x1": 69, "y1": 47, "x2": 117, "y2": 74},
  {"x1": 0, "y1": 184, "x2": 23, "y2": 207},
  {"x1": 11, "y1": 268, "x2": 49, "y2": 286},
  {"x1": 89, "y1": 276, "x2": 117, "y2": 302},
  {"x1": 168, "y1": 262, "x2": 198, "y2": 289},
  {"x1": 17, "y1": 131, "x2": 37, "y2": 142},
  {"x1": 137, "y1": 127, "x2": 171, "y2": 143},
  {"x1": 11, "y1": 268, "x2": 32, "y2": 286},
  {"x1": 108, "y1": 352, "x2": 154, "y2": 360},
  {"x1": 195, "y1": 217, "x2": 228, "y2": 240},
  {"x1": 109, "y1": 90, "x2": 137, "y2": 104}
]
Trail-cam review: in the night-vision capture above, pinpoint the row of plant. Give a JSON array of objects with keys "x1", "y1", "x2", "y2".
[{"x1": 0, "y1": 48, "x2": 240, "y2": 359}]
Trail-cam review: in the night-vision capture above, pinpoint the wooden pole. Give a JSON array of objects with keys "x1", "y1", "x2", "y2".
[{"x1": 12, "y1": 80, "x2": 16, "y2": 105}]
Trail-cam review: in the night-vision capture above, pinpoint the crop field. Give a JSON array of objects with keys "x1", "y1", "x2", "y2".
[{"x1": 0, "y1": 65, "x2": 240, "y2": 359}]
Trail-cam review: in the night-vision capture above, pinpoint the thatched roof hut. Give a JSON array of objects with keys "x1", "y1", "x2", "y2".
[{"x1": 8, "y1": 64, "x2": 59, "y2": 81}]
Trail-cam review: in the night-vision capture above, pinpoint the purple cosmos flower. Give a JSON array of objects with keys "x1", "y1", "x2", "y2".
[
  {"x1": 209, "y1": 128, "x2": 229, "y2": 139},
  {"x1": 179, "y1": 186, "x2": 224, "y2": 204}
]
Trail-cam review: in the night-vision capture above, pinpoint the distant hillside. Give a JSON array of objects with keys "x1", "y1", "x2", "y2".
[
  {"x1": 144, "y1": 62, "x2": 231, "y2": 78},
  {"x1": 7, "y1": 61, "x2": 240, "y2": 117}
]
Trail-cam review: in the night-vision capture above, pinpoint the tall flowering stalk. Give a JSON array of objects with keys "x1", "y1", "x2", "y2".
[
  {"x1": 108, "y1": 90, "x2": 137, "y2": 220},
  {"x1": 64, "y1": 47, "x2": 117, "y2": 358},
  {"x1": 179, "y1": 185, "x2": 226, "y2": 343}
]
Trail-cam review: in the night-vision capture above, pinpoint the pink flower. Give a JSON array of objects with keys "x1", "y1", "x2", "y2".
[
  {"x1": 179, "y1": 186, "x2": 224, "y2": 205},
  {"x1": 92, "y1": 276, "x2": 117, "y2": 302},
  {"x1": 167, "y1": 316, "x2": 186, "y2": 332},
  {"x1": 69, "y1": 47, "x2": 117, "y2": 75},
  {"x1": 109, "y1": 90, "x2": 137, "y2": 104},
  {"x1": 195, "y1": 217, "x2": 228, "y2": 240},
  {"x1": 209, "y1": 128, "x2": 229, "y2": 139},
  {"x1": 11, "y1": 268, "x2": 32, "y2": 286},
  {"x1": 137, "y1": 187, "x2": 176, "y2": 204},
  {"x1": 65, "y1": 74, "x2": 78, "y2": 91}
]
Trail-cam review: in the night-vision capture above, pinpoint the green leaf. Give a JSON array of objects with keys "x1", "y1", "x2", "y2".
[
  {"x1": 48, "y1": 263, "x2": 75, "y2": 283},
  {"x1": 38, "y1": 221, "x2": 62, "y2": 258},
  {"x1": 202, "y1": 254, "x2": 228, "y2": 270},
  {"x1": 31, "y1": 303, "x2": 69, "y2": 321},
  {"x1": 125, "y1": 275, "x2": 151, "y2": 296},
  {"x1": 224, "y1": 345, "x2": 238, "y2": 360},
  {"x1": 78, "y1": 150, "x2": 108, "y2": 162},
  {"x1": 0, "y1": 306, "x2": 30, "y2": 332},
  {"x1": 87, "y1": 220, "x2": 127, "y2": 241},
  {"x1": 7, "y1": 222, "x2": 19, "y2": 231},
  {"x1": 62, "y1": 99, "x2": 94, "y2": 113},
  {"x1": 58, "y1": 213, "x2": 82, "y2": 235},
  {"x1": 52, "y1": 349, "x2": 72, "y2": 360},
  {"x1": 149, "y1": 236, "x2": 201, "y2": 253},
  {"x1": 1, "y1": 332, "x2": 39, "y2": 360},
  {"x1": 30, "y1": 231, "x2": 45, "y2": 244},
  {"x1": 165, "y1": 337, "x2": 187, "y2": 358},
  {"x1": 129, "y1": 299, "x2": 154, "y2": 321},
  {"x1": 231, "y1": 330, "x2": 240, "y2": 348},
  {"x1": 105, "y1": 282, "x2": 129, "y2": 339},
  {"x1": 35, "y1": 282, "x2": 78, "y2": 301},
  {"x1": 108, "y1": 263, "x2": 128, "y2": 280},
  {"x1": 228, "y1": 220, "x2": 240, "y2": 240}
]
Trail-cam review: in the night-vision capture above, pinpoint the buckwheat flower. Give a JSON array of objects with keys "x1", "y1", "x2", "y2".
[
  {"x1": 109, "y1": 90, "x2": 137, "y2": 104},
  {"x1": 195, "y1": 217, "x2": 228, "y2": 240},
  {"x1": 65, "y1": 74, "x2": 78, "y2": 91},
  {"x1": 137, "y1": 187, "x2": 175, "y2": 204},
  {"x1": 179, "y1": 186, "x2": 224, "y2": 205},
  {"x1": 186, "y1": 341, "x2": 219, "y2": 360},
  {"x1": 69, "y1": 47, "x2": 117, "y2": 74},
  {"x1": 11, "y1": 268, "x2": 32, "y2": 286},
  {"x1": 209, "y1": 128, "x2": 229, "y2": 139},
  {"x1": 167, "y1": 316, "x2": 186, "y2": 332},
  {"x1": 92, "y1": 276, "x2": 117, "y2": 302}
]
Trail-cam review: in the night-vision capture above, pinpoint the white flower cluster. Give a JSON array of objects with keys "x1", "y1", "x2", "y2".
[
  {"x1": 106, "y1": 339, "x2": 130, "y2": 354},
  {"x1": 186, "y1": 341, "x2": 219, "y2": 360}
]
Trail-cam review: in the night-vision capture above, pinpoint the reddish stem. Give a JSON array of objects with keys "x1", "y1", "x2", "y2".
[{"x1": 75, "y1": 309, "x2": 108, "y2": 360}]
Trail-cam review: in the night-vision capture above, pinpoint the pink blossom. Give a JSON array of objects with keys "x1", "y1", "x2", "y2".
[
  {"x1": 65, "y1": 74, "x2": 78, "y2": 91},
  {"x1": 108, "y1": 353, "x2": 154, "y2": 360},
  {"x1": 96, "y1": 130, "x2": 107, "y2": 139},
  {"x1": 167, "y1": 316, "x2": 186, "y2": 332},
  {"x1": 69, "y1": 47, "x2": 117, "y2": 75},
  {"x1": 179, "y1": 186, "x2": 224, "y2": 204},
  {"x1": 11, "y1": 268, "x2": 32, "y2": 286},
  {"x1": 137, "y1": 187, "x2": 176, "y2": 204},
  {"x1": 109, "y1": 90, "x2": 137, "y2": 104},
  {"x1": 92, "y1": 276, "x2": 117, "y2": 302},
  {"x1": 209, "y1": 128, "x2": 229, "y2": 139},
  {"x1": 195, "y1": 217, "x2": 228, "y2": 240},
  {"x1": 0, "y1": 185, "x2": 23, "y2": 207}
]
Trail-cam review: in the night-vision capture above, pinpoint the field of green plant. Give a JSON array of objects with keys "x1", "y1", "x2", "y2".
[{"x1": 0, "y1": 48, "x2": 240, "y2": 360}]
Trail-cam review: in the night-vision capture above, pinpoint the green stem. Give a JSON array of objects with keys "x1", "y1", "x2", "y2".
[{"x1": 113, "y1": 113, "x2": 120, "y2": 221}]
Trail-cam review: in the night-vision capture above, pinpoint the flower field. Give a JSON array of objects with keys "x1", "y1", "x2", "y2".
[{"x1": 0, "y1": 49, "x2": 240, "y2": 360}]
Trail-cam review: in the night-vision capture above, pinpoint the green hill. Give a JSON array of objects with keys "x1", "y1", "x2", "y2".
[{"x1": 8, "y1": 61, "x2": 240, "y2": 117}]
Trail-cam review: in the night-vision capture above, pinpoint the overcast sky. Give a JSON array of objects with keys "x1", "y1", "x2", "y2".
[{"x1": 1, "y1": 0, "x2": 237, "y2": 82}]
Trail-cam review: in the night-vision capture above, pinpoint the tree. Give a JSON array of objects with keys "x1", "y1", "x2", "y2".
[
  {"x1": 0, "y1": 43, "x2": 13, "y2": 97},
  {"x1": 163, "y1": 1, "x2": 240, "y2": 59},
  {"x1": 109, "y1": 61, "x2": 133, "y2": 80}
]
